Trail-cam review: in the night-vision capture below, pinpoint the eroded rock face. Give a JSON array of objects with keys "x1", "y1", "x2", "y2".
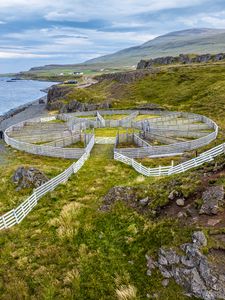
[
  {"x1": 95, "y1": 69, "x2": 158, "y2": 84},
  {"x1": 199, "y1": 186, "x2": 224, "y2": 215},
  {"x1": 12, "y1": 167, "x2": 49, "y2": 191},
  {"x1": 46, "y1": 84, "x2": 111, "y2": 112},
  {"x1": 137, "y1": 53, "x2": 225, "y2": 69},
  {"x1": 146, "y1": 231, "x2": 225, "y2": 300}
]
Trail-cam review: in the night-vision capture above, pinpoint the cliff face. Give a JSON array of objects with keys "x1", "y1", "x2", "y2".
[
  {"x1": 137, "y1": 53, "x2": 225, "y2": 69},
  {"x1": 47, "y1": 85, "x2": 110, "y2": 113},
  {"x1": 95, "y1": 69, "x2": 157, "y2": 84}
]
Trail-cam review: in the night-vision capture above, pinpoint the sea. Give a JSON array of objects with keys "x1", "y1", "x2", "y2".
[{"x1": 0, "y1": 77, "x2": 57, "y2": 115}]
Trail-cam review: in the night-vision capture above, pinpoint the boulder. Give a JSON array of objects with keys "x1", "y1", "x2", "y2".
[
  {"x1": 168, "y1": 190, "x2": 180, "y2": 201},
  {"x1": 176, "y1": 198, "x2": 185, "y2": 207},
  {"x1": 139, "y1": 197, "x2": 149, "y2": 207},
  {"x1": 192, "y1": 231, "x2": 207, "y2": 247},
  {"x1": 199, "y1": 186, "x2": 224, "y2": 215},
  {"x1": 12, "y1": 166, "x2": 49, "y2": 191},
  {"x1": 100, "y1": 186, "x2": 137, "y2": 211},
  {"x1": 146, "y1": 231, "x2": 225, "y2": 300}
]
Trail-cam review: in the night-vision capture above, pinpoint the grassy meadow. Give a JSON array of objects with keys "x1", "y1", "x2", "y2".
[{"x1": 1, "y1": 63, "x2": 225, "y2": 299}]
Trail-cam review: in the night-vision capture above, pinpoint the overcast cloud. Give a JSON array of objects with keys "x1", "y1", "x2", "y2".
[{"x1": 1, "y1": 0, "x2": 225, "y2": 72}]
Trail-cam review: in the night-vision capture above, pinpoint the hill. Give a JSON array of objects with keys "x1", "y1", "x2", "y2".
[
  {"x1": 2, "y1": 62, "x2": 225, "y2": 299},
  {"x1": 85, "y1": 28, "x2": 225, "y2": 66},
  {"x1": 19, "y1": 28, "x2": 225, "y2": 79}
]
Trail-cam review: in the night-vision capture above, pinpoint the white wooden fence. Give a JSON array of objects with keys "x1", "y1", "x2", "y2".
[
  {"x1": 96, "y1": 111, "x2": 106, "y2": 127},
  {"x1": 4, "y1": 117, "x2": 92, "y2": 159},
  {"x1": 114, "y1": 142, "x2": 225, "y2": 177},
  {"x1": 115, "y1": 126, "x2": 218, "y2": 158},
  {"x1": 0, "y1": 135, "x2": 95, "y2": 230}
]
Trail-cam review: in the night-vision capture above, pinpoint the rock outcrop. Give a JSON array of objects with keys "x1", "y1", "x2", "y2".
[
  {"x1": 137, "y1": 53, "x2": 225, "y2": 69},
  {"x1": 47, "y1": 84, "x2": 111, "y2": 112},
  {"x1": 12, "y1": 167, "x2": 49, "y2": 191},
  {"x1": 100, "y1": 186, "x2": 137, "y2": 211},
  {"x1": 100, "y1": 186, "x2": 151, "y2": 213},
  {"x1": 199, "y1": 186, "x2": 224, "y2": 215},
  {"x1": 146, "y1": 231, "x2": 225, "y2": 300},
  {"x1": 95, "y1": 69, "x2": 158, "y2": 84}
]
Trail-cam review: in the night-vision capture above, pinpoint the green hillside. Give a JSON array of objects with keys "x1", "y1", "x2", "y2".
[
  {"x1": 85, "y1": 28, "x2": 225, "y2": 66},
  {"x1": 1, "y1": 63, "x2": 225, "y2": 299}
]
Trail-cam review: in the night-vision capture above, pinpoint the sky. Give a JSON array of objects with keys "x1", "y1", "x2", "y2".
[{"x1": 1, "y1": 0, "x2": 225, "y2": 73}]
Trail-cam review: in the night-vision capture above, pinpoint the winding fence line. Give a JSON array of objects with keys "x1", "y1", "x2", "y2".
[
  {"x1": 114, "y1": 142, "x2": 225, "y2": 177},
  {"x1": 0, "y1": 109, "x2": 222, "y2": 230},
  {"x1": 0, "y1": 135, "x2": 95, "y2": 230}
]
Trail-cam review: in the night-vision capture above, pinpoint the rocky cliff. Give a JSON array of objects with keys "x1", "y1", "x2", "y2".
[
  {"x1": 47, "y1": 84, "x2": 110, "y2": 113},
  {"x1": 137, "y1": 53, "x2": 225, "y2": 69},
  {"x1": 95, "y1": 69, "x2": 157, "y2": 84}
]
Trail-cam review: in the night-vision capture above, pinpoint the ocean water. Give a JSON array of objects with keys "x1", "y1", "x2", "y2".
[{"x1": 0, "y1": 77, "x2": 56, "y2": 115}]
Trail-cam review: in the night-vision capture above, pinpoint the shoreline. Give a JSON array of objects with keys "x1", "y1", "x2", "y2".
[{"x1": 0, "y1": 82, "x2": 56, "y2": 133}]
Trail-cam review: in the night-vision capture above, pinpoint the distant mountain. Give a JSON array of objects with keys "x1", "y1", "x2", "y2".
[
  {"x1": 84, "y1": 28, "x2": 225, "y2": 66},
  {"x1": 26, "y1": 28, "x2": 225, "y2": 73}
]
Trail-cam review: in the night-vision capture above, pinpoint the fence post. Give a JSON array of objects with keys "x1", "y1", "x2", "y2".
[
  {"x1": 2, "y1": 216, "x2": 7, "y2": 228},
  {"x1": 13, "y1": 209, "x2": 19, "y2": 224},
  {"x1": 33, "y1": 189, "x2": 38, "y2": 205}
]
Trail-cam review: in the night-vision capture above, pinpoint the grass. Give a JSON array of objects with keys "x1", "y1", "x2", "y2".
[
  {"x1": 1, "y1": 62, "x2": 225, "y2": 299},
  {"x1": 0, "y1": 144, "x2": 199, "y2": 299},
  {"x1": 47, "y1": 119, "x2": 65, "y2": 124},
  {"x1": 87, "y1": 127, "x2": 139, "y2": 137},
  {"x1": 136, "y1": 155, "x2": 184, "y2": 168},
  {"x1": 65, "y1": 141, "x2": 85, "y2": 148},
  {"x1": 135, "y1": 114, "x2": 160, "y2": 121},
  {"x1": 0, "y1": 144, "x2": 72, "y2": 214}
]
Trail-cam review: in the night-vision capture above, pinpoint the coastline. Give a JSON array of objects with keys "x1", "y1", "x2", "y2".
[{"x1": 0, "y1": 83, "x2": 56, "y2": 133}]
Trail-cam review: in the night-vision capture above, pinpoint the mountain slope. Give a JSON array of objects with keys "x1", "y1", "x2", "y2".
[{"x1": 85, "y1": 28, "x2": 225, "y2": 66}]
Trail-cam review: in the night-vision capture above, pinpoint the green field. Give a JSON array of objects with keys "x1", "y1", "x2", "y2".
[{"x1": 1, "y1": 62, "x2": 225, "y2": 299}]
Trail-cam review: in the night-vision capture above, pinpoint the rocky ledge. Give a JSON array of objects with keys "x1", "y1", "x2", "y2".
[
  {"x1": 146, "y1": 231, "x2": 225, "y2": 300},
  {"x1": 137, "y1": 53, "x2": 225, "y2": 69},
  {"x1": 95, "y1": 69, "x2": 158, "y2": 84},
  {"x1": 46, "y1": 84, "x2": 111, "y2": 112}
]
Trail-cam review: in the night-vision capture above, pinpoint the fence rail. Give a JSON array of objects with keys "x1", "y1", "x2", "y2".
[
  {"x1": 97, "y1": 111, "x2": 106, "y2": 127},
  {"x1": 0, "y1": 135, "x2": 95, "y2": 230},
  {"x1": 114, "y1": 142, "x2": 225, "y2": 177},
  {"x1": 0, "y1": 109, "x2": 222, "y2": 230},
  {"x1": 4, "y1": 116, "x2": 92, "y2": 159}
]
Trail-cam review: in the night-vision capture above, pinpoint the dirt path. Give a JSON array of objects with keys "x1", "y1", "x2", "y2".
[{"x1": 77, "y1": 76, "x2": 98, "y2": 89}]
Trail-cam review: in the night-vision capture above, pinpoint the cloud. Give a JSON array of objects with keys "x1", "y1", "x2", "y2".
[
  {"x1": 1, "y1": 0, "x2": 225, "y2": 72},
  {"x1": 44, "y1": 0, "x2": 206, "y2": 22},
  {"x1": 0, "y1": 51, "x2": 51, "y2": 59},
  {"x1": 178, "y1": 10, "x2": 225, "y2": 28},
  {"x1": 0, "y1": 0, "x2": 207, "y2": 23}
]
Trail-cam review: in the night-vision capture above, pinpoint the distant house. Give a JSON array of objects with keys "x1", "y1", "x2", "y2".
[
  {"x1": 59, "y1": 72, "x2": 64, "y2": 76},
  {"x1": 74, "y1": 72, "x2": 83, "y2": 75}
]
